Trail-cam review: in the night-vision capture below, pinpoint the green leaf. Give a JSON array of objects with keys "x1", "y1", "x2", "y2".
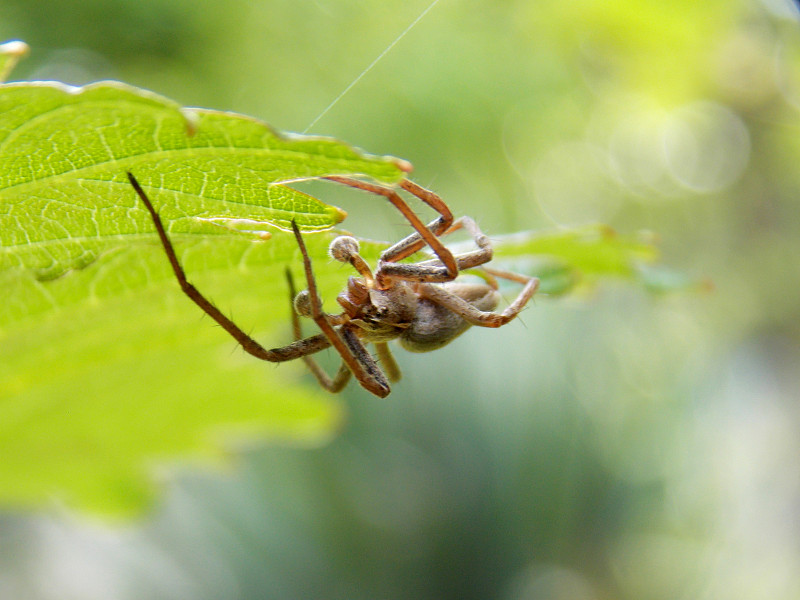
[
  {"x1": 0, "y1": 70, "x2": 407, "y2": 516},
  {"x1": 488, "y1": 225, "x2": 662, "y2": 294},
  {"x1": 0, "y1": 229, "x2": 390, "y2": 516},
  {"x1": 0, "y1": 80, "x2": 408, "y2": 282}
]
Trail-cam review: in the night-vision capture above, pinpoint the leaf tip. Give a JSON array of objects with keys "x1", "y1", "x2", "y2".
[
  {"x1": 396, "y1": 158, "x2": 413, "y2": 173},
  {"x1": 0, "y1": 39, "x2": 29, "y2": 57},
  {"x1": 0, "y1": 39, "x2": 30, "y2": 82},
  {"x1": 332, "y1": 205, "x2": 348, "y2": 224}
]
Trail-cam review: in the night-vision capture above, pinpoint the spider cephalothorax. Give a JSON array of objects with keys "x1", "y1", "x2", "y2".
[{"x1": 129, "y1": 172, "x2": 538, "y2": 398}]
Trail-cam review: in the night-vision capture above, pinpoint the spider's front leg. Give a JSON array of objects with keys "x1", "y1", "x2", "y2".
[
  {"x1": 326, "y1": 177, "x2": 458, "y2": 287},
  {"x1": 378, "y1": 216, "x2": 494, "y2": 283}
]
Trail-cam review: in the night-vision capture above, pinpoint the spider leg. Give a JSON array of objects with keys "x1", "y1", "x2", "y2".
[
  {"x1": 378, "y1": 216, "x2": 493, "y2": 283},
  {"x1": 129, "y1": 171, "x2": 336, "y2": 364},
  {"x1": 481, "y1": 266, "x2": 535, "y2": 286},
  {"x1": 291, "y1": 220, "x2": 391, "y2": 398},
  {"x1": 326, "y1": 176, "x2": 457, "y2": 285},
  {"x1": 285, "y1": 268, "x2": 352, "y2": 392},
  {"x1": 382, "y1": 179, "x2": 456, "y2": 262},
  {"x1": 340, "y1": 323, "x2": 391, "y2": 391},
  {"x1": 418, "y1": 274, "x2": 540, "y2": 328},
  {"x1": 374, "y1": 342, "x2": 401, "y2": 383}
]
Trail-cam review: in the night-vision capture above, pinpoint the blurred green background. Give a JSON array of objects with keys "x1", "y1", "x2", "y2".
[{"x1": 2, "y1": 0, "x2": 800, "y2": 598}]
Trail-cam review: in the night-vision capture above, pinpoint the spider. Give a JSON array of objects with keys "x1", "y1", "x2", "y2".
[{"x1": 128, "y1": 172, "x2": 538, "y2": 398}]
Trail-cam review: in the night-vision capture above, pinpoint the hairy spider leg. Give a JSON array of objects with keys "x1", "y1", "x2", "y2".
[
  {"x1": 374, "y1": 342, "x2": 402, "y2": 382},
  {"x1": 290, "y1": 220, "x2": 392, "y2": 398},
  {"x1": 325, "y1": 176, "x2": 457, "y2": 286},
  {"x1": 377, "y1": 179, "x2": 457, "y2": 263},
  {"x1": 378, "y1": 216, "x2": 494, "y2": 283},
  {"x1": 418, "y1": 272, "x2": 539, "y2": 328},
  {"x1": 285, "y1": 268, "x2": 352, "y2": 392},
  {"x1": 372, "y1": 213, "x2": 539, "y2": 327},
  {"x1": 128, "y1": 172, "x2": 332, "y2": 363},
  {"x1": 392, "y1": 179, "x2": 457, "y2": 259}
]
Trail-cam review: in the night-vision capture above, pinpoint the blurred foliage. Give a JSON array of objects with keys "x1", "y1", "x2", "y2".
[{"x1": 1, "y1": 0, "x2": 800, "y2": 599}]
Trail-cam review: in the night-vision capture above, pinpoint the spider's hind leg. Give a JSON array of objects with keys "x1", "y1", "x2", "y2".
[
  {"x1": 374, "y1": 342, "x2": 401, "y2": 383},
  {"x1": 418, "y1": 273, "x2": 540, "y2": 329},
  {"x1": 128, "y1": 171, "x2": 278, "y2": 362}
]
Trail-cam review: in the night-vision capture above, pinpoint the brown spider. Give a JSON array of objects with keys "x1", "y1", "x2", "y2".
[{"x1": 128, "y1": 172, "x2": 538, "y2": 398}]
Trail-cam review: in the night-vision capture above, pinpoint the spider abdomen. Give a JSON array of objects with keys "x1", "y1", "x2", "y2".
[{"x1": 400, "y1": 283, "x2": 500, "y2": 353}]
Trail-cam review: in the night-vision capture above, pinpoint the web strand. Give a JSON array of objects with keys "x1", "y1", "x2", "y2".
[{"x1": 302, "y1": 0, "x2": 441, "y2": 134}]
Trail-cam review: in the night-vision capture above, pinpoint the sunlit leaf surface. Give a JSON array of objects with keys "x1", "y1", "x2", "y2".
[{"x1": 0, "y1": 73, "x2": 406, "y2": 515}]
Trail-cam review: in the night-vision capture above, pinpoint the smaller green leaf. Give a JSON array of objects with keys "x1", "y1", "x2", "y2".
[
  {"x1": 488, "y1": 225, "x2": 661, "y2": 294},
  {"x1": 521, "y1": 259, "x2": 579, "y2": 295},
  {"x1": 637, "y1": 264, "x2": 713, "y2": 295}
]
